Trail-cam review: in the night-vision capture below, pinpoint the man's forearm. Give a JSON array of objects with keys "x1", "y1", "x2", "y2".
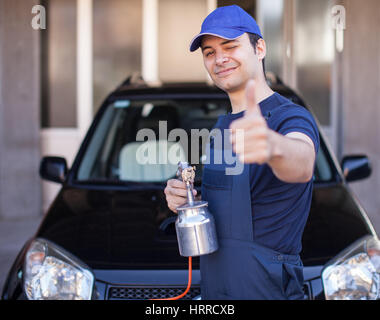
[{"x1": 267, "y1": 130, "x2": 315, "y2": 183}]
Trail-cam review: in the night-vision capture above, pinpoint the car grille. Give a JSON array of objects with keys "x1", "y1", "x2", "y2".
[
  {"x1": 108, "y1": 286, "x2": 201, "y2": 300},
  {"x1": 107, "y1": 283, "x2": 311, "y2": 300}
]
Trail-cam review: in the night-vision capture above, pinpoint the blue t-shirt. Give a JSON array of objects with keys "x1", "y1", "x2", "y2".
[{"x1": 211, "y1": 92, "x2": 320, "y2": 255}]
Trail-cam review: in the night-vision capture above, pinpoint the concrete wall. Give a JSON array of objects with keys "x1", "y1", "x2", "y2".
[
  {"x1": 342, "y1": 0, "x2": 380, "y2": 234},
  {"x1": 0, "y1": 0, "x2": 42, "y2": 219},
  {"x1": 158, "y1": 0, "x2": 208, "y2": 82}
]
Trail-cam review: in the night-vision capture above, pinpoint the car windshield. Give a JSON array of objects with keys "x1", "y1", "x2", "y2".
[{"x1": 75, "y1": 98, "x2": 335, "y2": 184}]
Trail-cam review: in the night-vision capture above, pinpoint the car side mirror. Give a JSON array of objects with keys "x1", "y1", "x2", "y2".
[
  {"x1": 39, "y1": 156, "x2": 68, "y2": 184},
  {"x1": 341, "y1": 155, "x2": 371, "y2": 182}
]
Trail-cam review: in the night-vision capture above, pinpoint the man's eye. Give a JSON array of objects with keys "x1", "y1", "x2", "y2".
[
  {"x1": 205, "y1": 51, "x2": 214, "y2": 57},
  {"x1": 227, "y1": 46, "x2": 237, "y2": 50}
]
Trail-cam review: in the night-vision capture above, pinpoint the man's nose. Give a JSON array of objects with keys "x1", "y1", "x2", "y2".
[{"x1": 215, "y1": 52, "x2": 229, "y2": 65}]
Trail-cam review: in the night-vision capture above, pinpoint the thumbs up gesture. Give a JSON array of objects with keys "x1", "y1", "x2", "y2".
[{"x1": 229, "y1": 80, "x2": 273, "y2": 164}]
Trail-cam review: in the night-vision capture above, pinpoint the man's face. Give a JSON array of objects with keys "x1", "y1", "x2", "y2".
[{"x1": 201, "y1": 33, "x2": 262, "y2": 93}]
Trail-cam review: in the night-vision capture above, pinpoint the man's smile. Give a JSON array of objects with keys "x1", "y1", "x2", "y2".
[{"x1": 215, "y1": 66, "x2": 238, "y2": 78}]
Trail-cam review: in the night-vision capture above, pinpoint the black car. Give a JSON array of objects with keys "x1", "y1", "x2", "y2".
[{"x1": 2, "y1": 76, "x2": 379, "y2": 300}]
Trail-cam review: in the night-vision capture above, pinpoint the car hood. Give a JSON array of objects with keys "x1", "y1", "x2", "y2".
[
  {"x1": 35, "y1": 183, "x2": 372, "y2": 270},
  {"x1": 36, "y1": 185, "x2": 187, "y2": 269}
]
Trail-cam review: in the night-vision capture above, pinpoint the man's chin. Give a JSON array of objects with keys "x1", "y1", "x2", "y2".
[{"x1": 215, "y1": 81, "x2": 243, "y2": 93}]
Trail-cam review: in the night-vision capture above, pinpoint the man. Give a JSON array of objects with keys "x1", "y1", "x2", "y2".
[{"x1": 164, "y1": 5, "x2": 319, "y2": 299}]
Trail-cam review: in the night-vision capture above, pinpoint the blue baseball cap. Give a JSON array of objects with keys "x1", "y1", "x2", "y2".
[{"x1": 189, "y1": 5, "x2": 262, "y2": 52}]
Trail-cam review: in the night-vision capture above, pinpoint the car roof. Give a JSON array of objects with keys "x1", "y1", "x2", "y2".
[
  {"x1": 111, "y1": 82, "x2": 226, "y2": 99},
  {"x1": 109, "y1": 77, "x2": 306, "y2": 108}
]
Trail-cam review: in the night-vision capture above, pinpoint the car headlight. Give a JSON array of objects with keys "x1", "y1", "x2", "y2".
[
  {"x1": 23, "y1": 238, "x2": 94, "y2": 300},
  {"x1": 322, "y1": 235, "x2": 380, "y2": 300}
]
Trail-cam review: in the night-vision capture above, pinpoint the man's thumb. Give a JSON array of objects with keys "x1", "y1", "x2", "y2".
[{"x1": 245, "y1": 79, "x2": 261, "y2": 115}]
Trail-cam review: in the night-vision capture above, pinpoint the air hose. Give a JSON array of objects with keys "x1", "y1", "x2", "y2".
[{"x1": 150, "y1": 256, "x2": 192, "y2": 300}]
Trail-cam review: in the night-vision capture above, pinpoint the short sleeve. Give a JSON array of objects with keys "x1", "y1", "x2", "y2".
[{"x1": 270, "y1": 104, "x2": 320, "y2": 154}]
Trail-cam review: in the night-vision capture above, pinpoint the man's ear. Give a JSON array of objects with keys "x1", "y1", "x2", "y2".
[{"x1": 256, "y1": 38, "x2": 266, "y2": 61}]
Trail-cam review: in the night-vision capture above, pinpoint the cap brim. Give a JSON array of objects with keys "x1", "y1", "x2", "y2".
[{"x1": 189, "y1": 28, "x2": 244, "y2": 52}]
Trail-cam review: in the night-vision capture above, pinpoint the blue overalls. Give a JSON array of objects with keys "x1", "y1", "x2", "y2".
[{"x1": 200, "y1": 130, "x2": 305, "y2": 300}]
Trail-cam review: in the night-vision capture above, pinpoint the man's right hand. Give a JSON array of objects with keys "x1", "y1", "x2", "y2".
[{"x1": 164, "y1": 179, "x2": 197, "y2": 214}]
